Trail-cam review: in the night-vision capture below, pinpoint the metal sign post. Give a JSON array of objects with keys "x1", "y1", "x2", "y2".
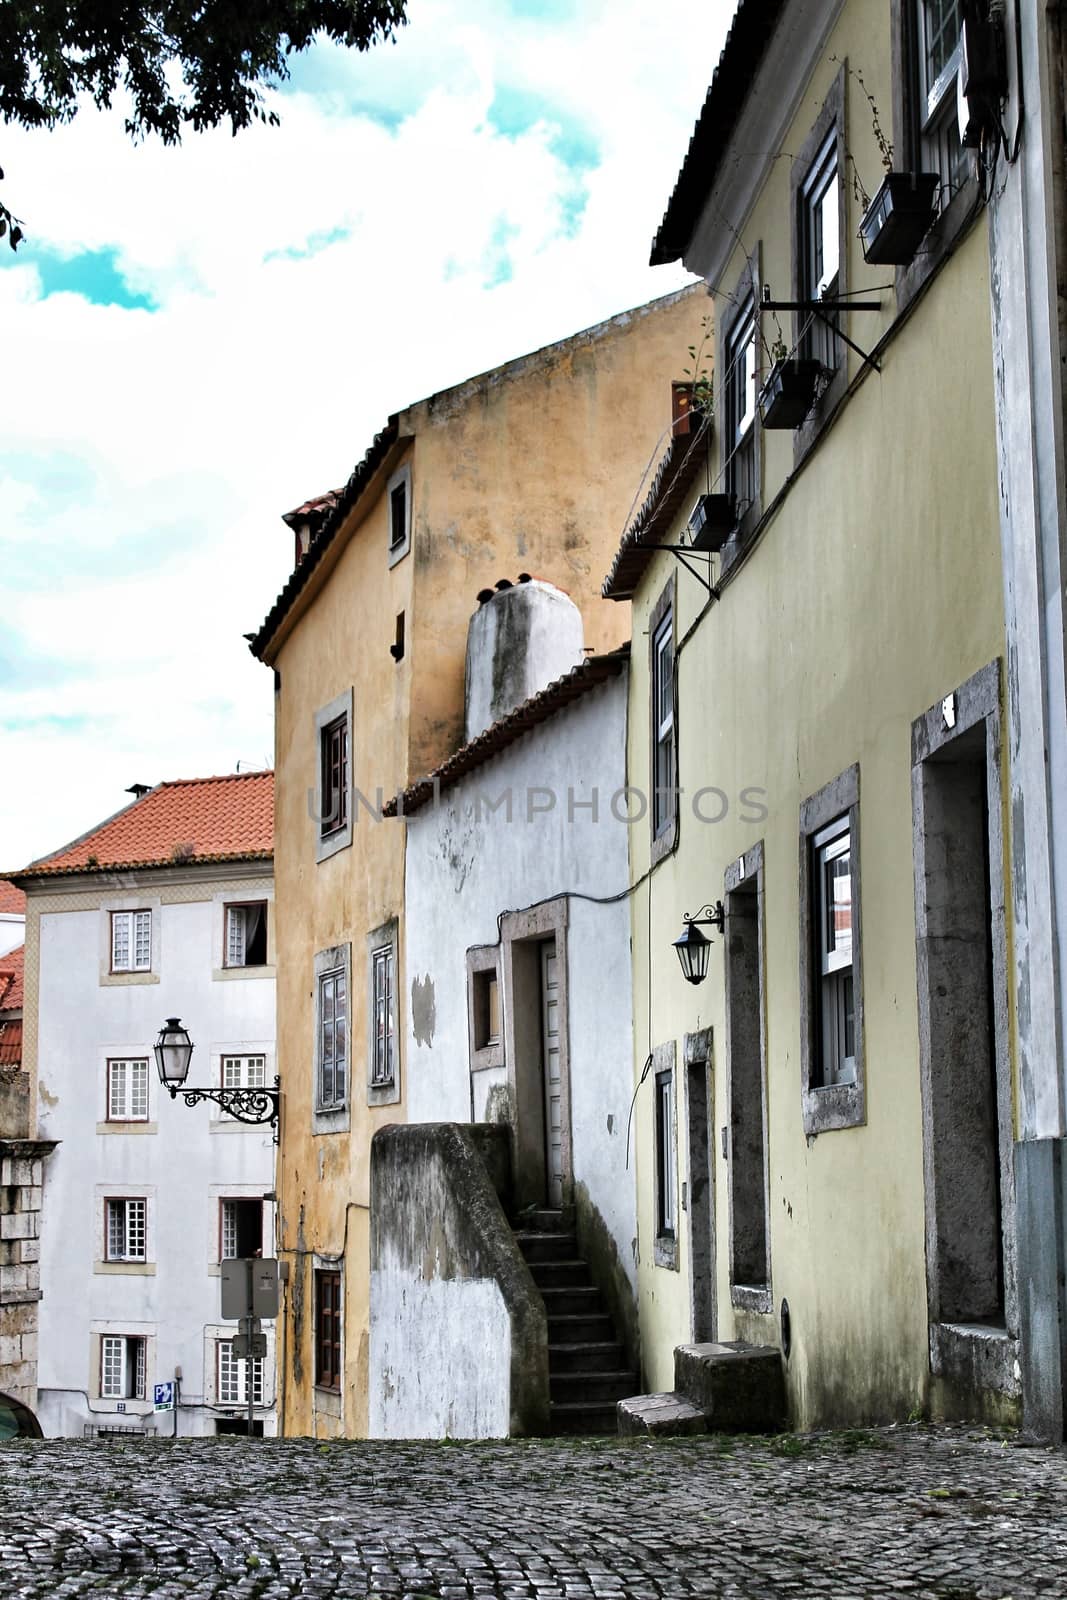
[{"x1": 220, "y1": 1259, "x2": 279, "y2": 1437}]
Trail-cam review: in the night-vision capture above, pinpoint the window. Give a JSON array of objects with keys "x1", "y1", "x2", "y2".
[
  {"x1": 107, "y1": 1058, "x2": 149, "y2": 1122},
  {"x1": 320, "y1": 715, "x2": 349, "y2": 839},
  {"x1": 467, "y1": 947, "x2": 504, "y2": 1074},
  {"x1": 224, "y1": 902, "x2": 268, "y2": 968},
  {"x1": 655, "y1": 1071, "x2": 676, "y2": 1239},
  {"x1": 220, "y1": 1055, "x2": 266, "y2": 1122},
  {"x1": 110, "y1": 910, "x2": 151, "y2": 973},
  {"x1": 106, "y1": 1198, "x2": 147, "y2": 1261},
  {"x1": 220, "y1": 1199, "x2": 263, "y2": 1260},
  {"x1": 799, "y1": 131, "x2": 840, "y2": 371},
  {"x1": 101, "y1": 1335, "x2": 146, "y2": 1400},
  {"x1": 652, "y1": 612, "x2": 675, "y2": 840},
  {"x1": 370, "y1": 944, "x2": 395, "y2": 1088},
  {"x1": 315, "y1": 1269, "x2": 342, "y2": 1390},
  {"x1": 800, "y1": 764, "x2": 864, "y2": 1135},
  {"x1": 473, "y1": 971, "x2": 501, "y2": 1051},
  {"x1": 915, "y1": 0, "x2": 967, "y2": 196},
  {"x1": 390, "y1": 480, "x2": 407, "y2": 552},
  {"x1": 724, "y1": 295, "x2": 757, "y2": 511},
  {"x1": 217, "y1": 1341, "x2": 264, "y2": 1406},
  {"x1": 318, "y1": 968, "x2": 347, "y2": 1110},
  {"x1": 813, "y1": 817, "x2": 856, "y2": 1087}
]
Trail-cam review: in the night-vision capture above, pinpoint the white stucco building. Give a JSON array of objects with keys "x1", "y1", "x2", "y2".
[
  {"x1": 370, "y1": 579, "x2": 639, "y2": 1437},
  {"x1": 14, "y1": 774, "x2": 279, "y2": 1438}
]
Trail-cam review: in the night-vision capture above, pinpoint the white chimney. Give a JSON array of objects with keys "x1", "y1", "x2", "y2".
[{"x1": 464, "y1": 577, "x2": 585, "y2": 743}]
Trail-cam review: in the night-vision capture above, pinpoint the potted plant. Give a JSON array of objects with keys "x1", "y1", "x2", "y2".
[
  {"x1": 688, "y1": 492, "x2": 736, "y2": 553},
  {"x1": 835, "y1": 57, "x2": 940, "y2": 266},
  {"x1": 859, "y1": 171, "x2": 940, "y2": 266},
  {"x1": 758, "y1": 350, "x2": 825, "y2": 430}
]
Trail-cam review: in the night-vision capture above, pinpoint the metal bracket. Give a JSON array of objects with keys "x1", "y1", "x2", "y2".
[
  {"x1": 657, "y1": 546, "x2": 719, "y2": 598},
  {"x1": 762, "y1": 296, "x2": 883, "y2": 375},
  {"x1": 167, "y1": 1075, "x2": 280, "y2": 1128}
]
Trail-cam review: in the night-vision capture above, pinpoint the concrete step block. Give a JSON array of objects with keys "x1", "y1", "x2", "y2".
[
  {"x1": 617, "y1": 1392, "x2": 708, "y2": 1437},
  {"x1": 673, "y1": 1341, "x2": 787, "y2": 1432}
]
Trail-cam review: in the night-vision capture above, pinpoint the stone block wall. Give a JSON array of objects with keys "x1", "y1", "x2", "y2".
[{"x1": 0, "y1": 1141, "x2": 55, "y2": 1410}]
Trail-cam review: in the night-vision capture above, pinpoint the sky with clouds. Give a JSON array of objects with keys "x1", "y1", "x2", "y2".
[{"x1": 0, "y1": 0, "x2": 735, "y2": 871}]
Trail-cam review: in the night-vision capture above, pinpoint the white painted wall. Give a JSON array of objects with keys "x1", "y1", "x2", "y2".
[
  {"x1": 0, "y1": 912, "x2": 25, "y2": 959},
  {"x1": 370, "y1": 1265, "x2": 511, "y2": 1439},
  {"x1": 464, "y1": 580, "x2": 585, "y2": 742},
  {"x1": 404, "y1": 675, "x2": 636, "y2": 1295},
  {"x1": 34, "y1": 874, "x2": 277, "y2": 1438}
]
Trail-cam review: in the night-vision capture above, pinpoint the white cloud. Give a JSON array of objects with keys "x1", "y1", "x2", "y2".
[{"x1": 0, "y1": 0, "x2": 736, "y2": 867}]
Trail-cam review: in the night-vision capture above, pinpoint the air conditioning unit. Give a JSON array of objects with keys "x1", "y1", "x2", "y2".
[{"x1": 957, "y1": 9, "x2": 1007, "y2": 148}]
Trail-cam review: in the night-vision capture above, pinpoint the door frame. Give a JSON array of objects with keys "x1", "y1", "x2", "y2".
[{"x1": 500, "y1": 899, "x2": 573, "y2": 1211}]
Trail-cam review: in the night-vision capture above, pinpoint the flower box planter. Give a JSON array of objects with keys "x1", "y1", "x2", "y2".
[
  {"x1": 757, "y1": 359, "x2": 825, "y2": 430},
  {"x1": 687, "y1": 492, "x2": 736, "y2": 553},
  {"x1": 859, "y1": 172, "x2": 940, "y2": 266}
]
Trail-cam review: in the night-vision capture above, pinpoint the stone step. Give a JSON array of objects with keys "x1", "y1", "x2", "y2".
[
  {"x1": 673, "y1": 1341, "x2": 787, "y2": 1433},
  {"x1": 540, "y1": 1285, "x2": 604, "y2": 1318},
  {"x1": 528, "y1": 1259, "x2": 594, "y2": 1290},
  {"x1": 548, "y1": 1400, "x2": 620, "y2": 1436},
  {"x1": 522, "y1": 1208, "x2": 567, "y2": 1233},
  {"x1": 548, "y1": 1340, "x2": 625, "y2": 1373},
  {"x1": 550, "y1": 1369, "x2": 641, "y2": 1404},
  {"x1": 514, "y1": 1230, "x2": 579, "y2": 1263},
  {"x1": 617, "y1": 1392, "x2": 708, "y2": 1438},
  {"x1": 546, "y1": 1311, "x2": 616, "y2": 1344}
]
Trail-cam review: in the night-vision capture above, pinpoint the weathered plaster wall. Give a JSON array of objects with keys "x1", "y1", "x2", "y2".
[
  {"x1": 0, "y1": 1139, "x2": 53, "y2": 1410},
  {"x1": 404, "y1": 676, "x2": 637, "y2": 1337},
  {"x1": 464, "y1": 580, "x2": 585, "y2": 742},
  {"x1": 267, "y1": 288, "x2": 707, "y2": 1437},
  {"x1": 26, "y1": 875, "x2": 277, "y2": 1437},
  {"x1": 625, "y1": 0, "x2": 1006, "y2": 1427},
  {"x1": 369, "y1": 1123, "x2": 547, "y2": 1439}
]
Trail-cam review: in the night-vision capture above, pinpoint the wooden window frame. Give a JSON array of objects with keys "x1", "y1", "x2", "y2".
[
  {"x1": 223, "y1": 901, "x2": 269, "y2": 969},
  {"x1": 100, "y1": 1334, "x2": 147, "y2": 1400},
  {"x1": 649, "y1": 577, "x2": 677, "y2": 865},
  {"x1": 106, "y1": 1057, "x2": 150, "y2": 1123},
  {"x1": 219, "y1": 1198, "x2": 264, "y2": 1262},
  {"x1": 217, "y1": 1340, "x2": 264, "y2": 1406},
  {"x1": 315, "y1": 1268, "x2": 342, "y2": 1391},
  {"x1": 317, "y1": 968, "x2": 347, "y2": 1111},
  {"x1": 105, "y1": 1196, "x2": 147, "y2": 1262},
  {"x1": 110, "y1": 909, "x2": 152, "y2": 974},
  {"x1": 320, "y1": 714, "x2": 349, "y2": 841}
]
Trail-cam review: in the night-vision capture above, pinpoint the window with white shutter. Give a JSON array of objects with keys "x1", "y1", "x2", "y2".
[
  {"x1": 100, "y1": 1335, "x2": 147, "y2": 1399},
  {"x1": 224, "y1": 903, "x2": 268, "y2": 968}
]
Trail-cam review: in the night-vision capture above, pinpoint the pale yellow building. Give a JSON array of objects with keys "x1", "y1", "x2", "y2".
[
  {"x1": 251, "y1": 289, "x2": 707, "y2": 1436},
  {"x1": 607, "y1": 0, "x2": 1017, "y2": 1428}
]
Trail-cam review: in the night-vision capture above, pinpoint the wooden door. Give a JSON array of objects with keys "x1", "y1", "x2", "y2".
[{"x1": 541, "y1": 941, "x2": 563, "y2": 1207}]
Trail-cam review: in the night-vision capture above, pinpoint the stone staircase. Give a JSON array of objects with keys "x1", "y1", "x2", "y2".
[{"x1": 515, "y1": 1208, "x2": 640, "y2": 1435}]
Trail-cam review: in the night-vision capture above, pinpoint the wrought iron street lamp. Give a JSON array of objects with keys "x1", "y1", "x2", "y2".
[
  {"x1": 672, "y1": 902, "x2": 726, "y2": 986},
  {"x1": 154, "y1": 1017, "x2": 280, "y2": 1127}
]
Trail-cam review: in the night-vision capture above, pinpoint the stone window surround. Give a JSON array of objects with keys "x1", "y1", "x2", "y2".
[
  {"x1": 911, "y1": 658, "x2": 1019, "y2": 1396},
  {"x1": 467, "y1": 945, "x2": 504, "y2": 1075},
  {"x1": 98, "y1": 895, "x2": 161, "y2": 987},
  {"x1": 649, "y1": 573, "x2": 678, "y2": 867},
  {"x1": 205, "y1": 1043, "x2": 275, "y2": 1134},
  {"x1": 97, "y1": 1045, "x2": 157, "y2": 1135},
  {"x1": 386, "y1": 461, "x2": 412, "y2": 569},
  {"x1": 724, "y1": 841, "x2": 773, "y2": 1314},
  {"x1": 204, "y1": 1322, "x2": 274, "y2": 1409},
  {"x1": 313, "y1": 944, "x2": 351, "y2": 1135},
  {"x1": 366, "y1": 918, "x2": 401, "y2": 1108},
  {"x1": 890, "y1": 0, "x2": 982, "y2": 314},
  {"x1": 314, "y1": 688, "x2": 354, "y2": 865},
  {"x1": 211, "y1": 887, "x2": 276, "y2": 982},
  {"x1": 94, "y1": 1184, "x2": 156, "y2": 1276},
  {"x1": 206, "y1": 1183, "x2": 273, "y2": 1277},
  {"x1": 88, "y1": 1324, "x2": 157, "y2": 1413},
  {"x1": 790, "y1": 64, "x2": 847, "y2": 464},
  {"x1": 499, "y1": 899, "x2": 572, "y2": 1213},
  {"x1": 799, "y1": 763, "x2": 865, "y2": 1136},
  {"x1": 311, "y1": 1254, "x2": 344, "y2": 1416},
  {"x1": 651, "y1": 1039, "x2": 679, "y2": 1271}
]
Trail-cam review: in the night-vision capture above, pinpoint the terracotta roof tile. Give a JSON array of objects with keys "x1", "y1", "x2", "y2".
[
  {"x1": 602, "y1": 423, "x2": 709, "y2": 600},
  {"x1": 14, "y1": 773, "x2": 273, "y2": 880},
  {"x1": 0, "y1": 880, "x2": 26, "y2": 915},
  {"x1": 386, "y1": 648, "x2": 630, "y2": 817},
  {"x1": 0, "y1": 1019, "x2": 22, "y2": 1066},
  {"x1": 0, "y1": 946, "x2": 24, "y2": 1013}
]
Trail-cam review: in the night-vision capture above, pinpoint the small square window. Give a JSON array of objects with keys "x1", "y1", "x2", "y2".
[
  {"x1": 105, "y1": 1197, "x2": 147, "y2": 1261},
  {"x1": 101, "y1": 1335, "x2": 146, "y2": 1400},
  {"x1": 220, "y1": 1055, "x2": 267, "y2": 1121},
  {"x1": 224, "y1": 903, "x2": 268, "y2": 968},
  {"x1": 110, "y1": 910, "x2": 152, "y2": 973},
  {"x1": 107, "y1": 1058, "x2": 149, "y2": 1122},
  {"x1": 472, "y1": 971, "x2": 501, "y2": 1051},
  {"x1": 217, "y1": 1340, "x2": 264, "y2": 1405},
  {"x1": 315, "y1": 1269, "x2": 342, "y2": 1390}
]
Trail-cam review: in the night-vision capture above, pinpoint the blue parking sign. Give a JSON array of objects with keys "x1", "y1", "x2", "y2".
[{"x1": 153, "y1": 1381, "x2": 175, "y2": 1412}]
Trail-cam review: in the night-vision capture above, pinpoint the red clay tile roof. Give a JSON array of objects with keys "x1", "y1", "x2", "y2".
[
  {"x1": 385, "y1": 648, "x2": 630, "y2": 817},
  {"x1": 0, "y1": 1020, "x2": 22, "y2": 1067},
  {"x1": 0, "y1": 946, "x2": 24, "y2": 1014},
  {"x1": 13, "y1": 773, "x2": 274, "y2": 880},
  {"x1": 602, "y1": 422, "x2": 710, "y2": 600},
  {"x1": 0, "y1": 880, "x2": 26, "y2": 915},
  {"x1": 281, "y1": 491, "x2": 343, "y2": 530}
]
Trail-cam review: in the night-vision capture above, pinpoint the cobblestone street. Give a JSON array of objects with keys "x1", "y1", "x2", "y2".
[{"x1": 1, "y1": 1425, "x2": 1065, "y2": 1598}]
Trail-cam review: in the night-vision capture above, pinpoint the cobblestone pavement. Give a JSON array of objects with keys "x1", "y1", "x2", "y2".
[{"x1": 2, "y1": 1425, "x2": 1065, "y2": 1598}]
